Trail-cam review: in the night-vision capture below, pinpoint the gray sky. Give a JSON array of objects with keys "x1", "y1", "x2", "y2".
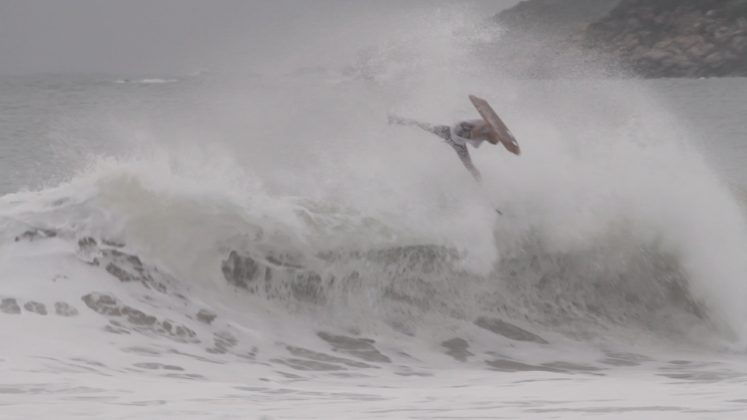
[{"x1": 0, "y1": 0, "x2": 521, "y2": 75}]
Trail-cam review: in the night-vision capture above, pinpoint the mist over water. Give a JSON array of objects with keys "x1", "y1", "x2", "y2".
[
  {"x1": 2, "y1": 1, "x2": 746, "y2": 341},
  {"x1": 2, "y1": 3, "x2": 747, "y2": 419},
  {"x1": 145, "y1": 4, "x2": 747, "y2": 339}
]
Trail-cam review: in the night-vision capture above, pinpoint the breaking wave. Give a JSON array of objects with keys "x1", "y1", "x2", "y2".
[{"x1": 2, "y1": 4, "x2": 747, "y2": 377}]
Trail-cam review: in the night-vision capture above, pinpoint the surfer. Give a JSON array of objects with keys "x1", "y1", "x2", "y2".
[
  {"x1": 387, "y1": 115, "x2": 490, "y2": 182},
  {"x1": 388, "y1": 95, "x2": 521, "y2": 183}
]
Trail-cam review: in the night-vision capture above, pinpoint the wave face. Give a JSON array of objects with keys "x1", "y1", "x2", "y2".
[
  {"x1": 2, "y1": 4, "x2": 747, "y2": 418},
  {"x1": 0, "y1": 140, "x2": 740, "y2": 344}
]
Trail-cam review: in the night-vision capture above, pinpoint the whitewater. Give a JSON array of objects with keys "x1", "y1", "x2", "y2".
[{"x1": 2, "y1": 5, "x2": 747, "y2": 419}]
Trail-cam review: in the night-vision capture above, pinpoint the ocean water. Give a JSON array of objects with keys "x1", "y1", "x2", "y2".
[{"x1": 2, "y1": 8, "x2": 747, "y2": 420}]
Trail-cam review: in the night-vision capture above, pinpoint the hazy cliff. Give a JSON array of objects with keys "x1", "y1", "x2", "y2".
[
  {"x1": 494, "y1": 0, "x2": 747, "y2": 78},
  {"x1": 580, "y1": 0, "x2": 747, "y2": 77}
]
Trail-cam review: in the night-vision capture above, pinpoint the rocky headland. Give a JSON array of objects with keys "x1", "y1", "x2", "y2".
[{"x1": 495, "y1": 0, "x2": 747, "y2": 78}]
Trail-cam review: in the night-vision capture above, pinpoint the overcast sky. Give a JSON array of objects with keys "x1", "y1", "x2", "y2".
[{"x1": 0, "y1": 0, "x2": 522, "y2": 75}]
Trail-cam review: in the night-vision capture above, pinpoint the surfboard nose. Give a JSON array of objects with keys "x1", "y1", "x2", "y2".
[{"x1": 504, "y1": 130, "x2": 520, "y2": 155}]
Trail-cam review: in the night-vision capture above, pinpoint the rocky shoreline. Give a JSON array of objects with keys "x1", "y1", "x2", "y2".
[
  {"x1": 580, "y1": 0, "x2": 747, "y2": 77},
  {"x1": 495, "y1": 0, "x2": 747, "y2": 78}
]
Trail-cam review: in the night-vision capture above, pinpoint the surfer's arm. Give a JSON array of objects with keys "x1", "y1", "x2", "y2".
[
  {"x1": 388, "y1": 114, "x2": 451, "y2": 141},
  {"x1": 450, "y1": 141, "x2": 482, "y2": 183}
]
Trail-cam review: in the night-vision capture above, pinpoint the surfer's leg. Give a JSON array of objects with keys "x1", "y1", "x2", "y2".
[
  {"x1": 388, "y1": 115, "x2": 451, "y2": 141},
  {"x1": 388, "y1": 115, "x2": 437, "y2": 131},
  {"x1": 448, "y1": 140, "x2": 482, "y2": 183}
]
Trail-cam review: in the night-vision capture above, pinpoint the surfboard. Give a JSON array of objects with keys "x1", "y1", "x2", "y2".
[{"x1": 469, "y1": 95, "x2": 521, "y2": 155}]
